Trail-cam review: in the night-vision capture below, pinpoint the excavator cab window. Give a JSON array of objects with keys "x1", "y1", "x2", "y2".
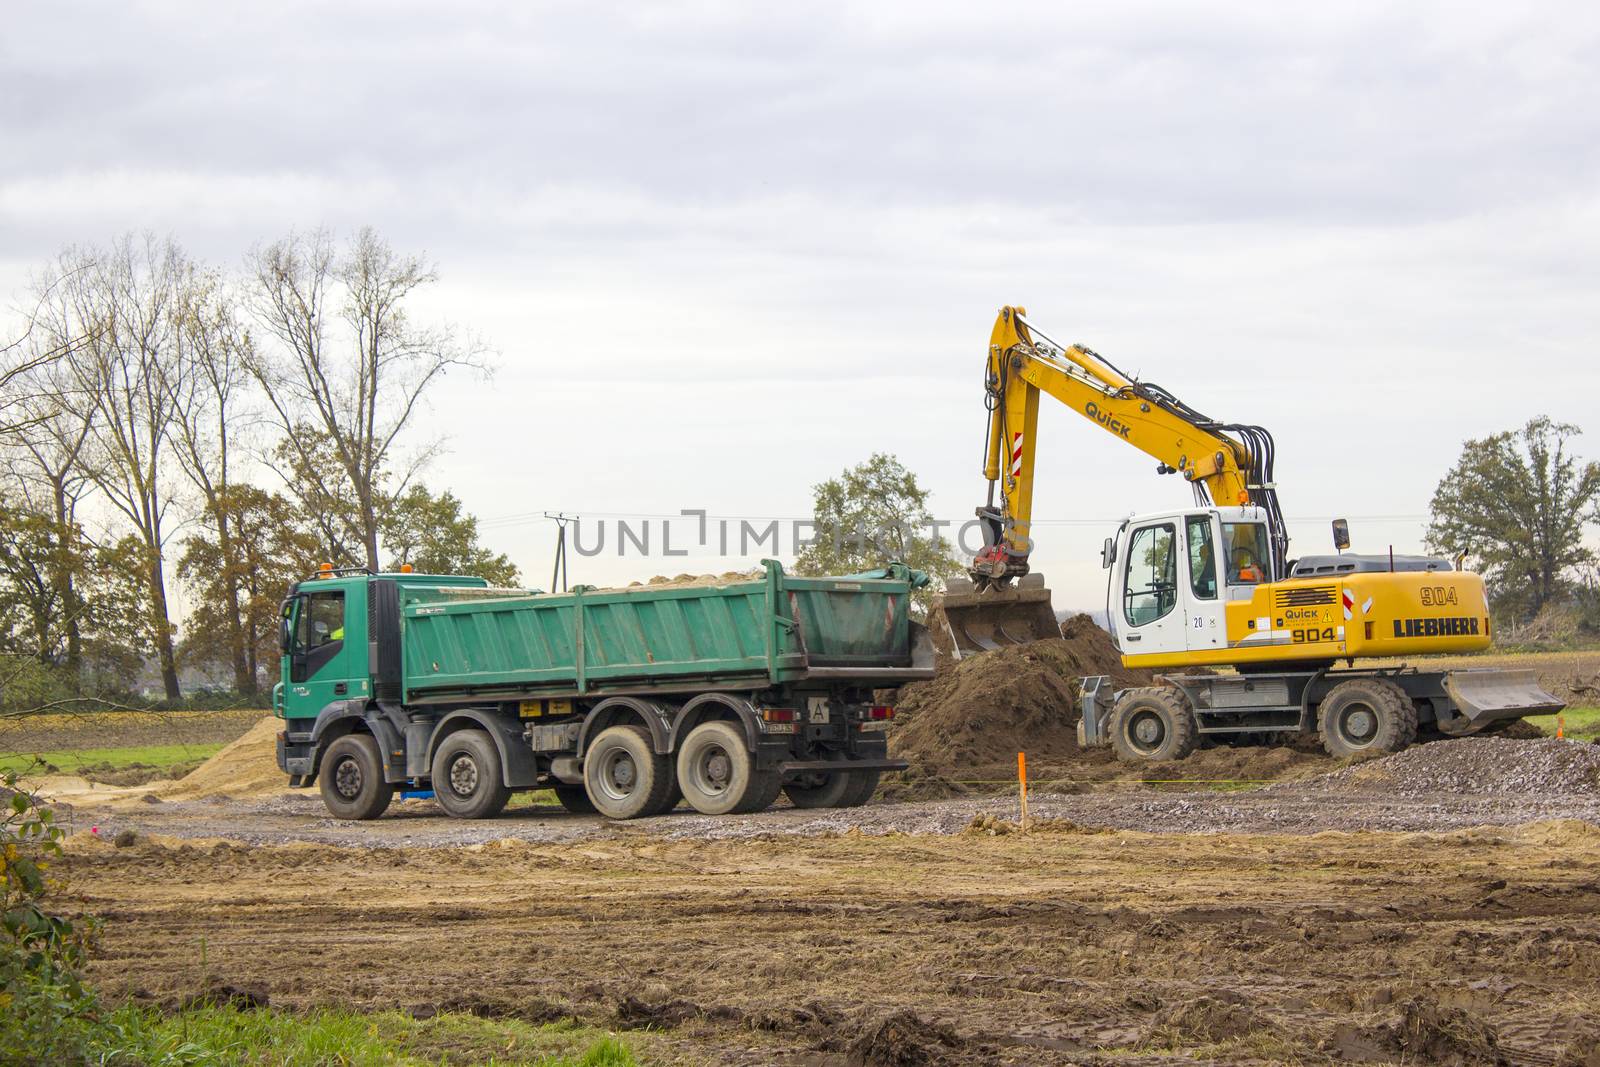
[
  {"x1": 1187, "y1": 516, "x2": 1217, "y2": 599},
  {"x1": 1124, "y1": 523, "x2": 1177, "y2": 626},
  {"x1": 1223, "y1": 522, "x2": 1270, "y2": 584}
]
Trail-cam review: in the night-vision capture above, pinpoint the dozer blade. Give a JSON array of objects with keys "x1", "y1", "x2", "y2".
[
  {"x1": 936, "y1": 574, "x2": 1059, "y2": 660},
  {"x1": 1444, "y1": 669, "x2": 1565, "y2": 725}
]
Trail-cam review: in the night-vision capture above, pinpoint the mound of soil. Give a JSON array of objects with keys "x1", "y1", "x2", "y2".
[
  {"x1": 847, "y1": 1010, "x2": 964, "y2": 1067},
  {"x1": 888, "y1": 615, "x2": 1150, "y2": 779},
  {"x1": 157, "y1": 716, "x2": 286, "y2": 799},
  {"x1": 1307, "y1": 738, "x2": 1600, "y2": 799}
]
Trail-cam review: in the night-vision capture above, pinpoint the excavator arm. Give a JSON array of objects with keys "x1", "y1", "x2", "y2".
[
  {"x1": 971, "y1": 306, "x2": 1287, "y2": 583},
  {"x1": 939, "y1": 305, "x2": 1288, "y2": 657}
]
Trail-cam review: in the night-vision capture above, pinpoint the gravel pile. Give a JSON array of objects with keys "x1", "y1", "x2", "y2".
[{"x1": 1299, "y1": 738, "x2": 1600, "y2": 799}]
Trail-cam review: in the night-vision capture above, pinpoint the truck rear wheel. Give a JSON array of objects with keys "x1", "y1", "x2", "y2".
[
  {"x1": 431, "y1": 729, "x2": 512, "y2": 819},
  {"x1": 554, "y1": 784, "x2": 597, "y2": 814},
  {"x1": 319, "y1": 734, "x2": 395, "y2": 820},
  {"x1": 585, "y1": 725, "x2": 675, "y2": 820},
  {"x1": 677, "y1": 720, "x2": 774, "y2": 815},
  {"x1": 783, "y1": 770, "x2": 854, "y2": 808},
  {"x1": 783, "y1": 768, "x2": 880, "y2": 809},
  {"x1": 1108, "y1": 687, "x2": 1198, "y2": 762},
  {"x1": 839, "y1": 769, "x2": 880, "y2": 807},
  {"x1": 1318, "y1": 678, "x2": 1417, "y2": 758}
]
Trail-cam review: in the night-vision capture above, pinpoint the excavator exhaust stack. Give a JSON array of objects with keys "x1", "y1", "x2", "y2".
[{"x1": 937, "y1": 574, "x2": 1059, "y2": 659}]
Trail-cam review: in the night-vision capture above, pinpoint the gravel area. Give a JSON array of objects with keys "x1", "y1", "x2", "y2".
[{"x1": 59, "y1": 737, "x2": 1600, "y2": 847}]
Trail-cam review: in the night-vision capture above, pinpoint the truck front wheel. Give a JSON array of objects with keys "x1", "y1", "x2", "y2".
[
  {"x1": 584, "y1": 725, "x2": 676, "y2": 820},
  {"x1": 319, "y1": 734, "x2": 395, "y2": 820},
  {"x1": 676, "y1": 721, "x2": 779, "y2": 815},
  {"x1": 431, "y1": 729, "x2": 512, "y2": 819}
]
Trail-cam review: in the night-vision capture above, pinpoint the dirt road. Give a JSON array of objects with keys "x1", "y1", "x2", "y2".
[{"x1": 64, "y1": 817, "x2": 1600, "y2": 1066}]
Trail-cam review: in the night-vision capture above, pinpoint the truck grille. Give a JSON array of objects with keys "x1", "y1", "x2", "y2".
[{"x1": 1275, "y1": 586, "x2": 1337, "y2": 607}]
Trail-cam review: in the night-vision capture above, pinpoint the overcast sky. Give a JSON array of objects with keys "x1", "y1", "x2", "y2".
[{"x1": 3, "y1": 1, "x2": 1598, "y2": 610}]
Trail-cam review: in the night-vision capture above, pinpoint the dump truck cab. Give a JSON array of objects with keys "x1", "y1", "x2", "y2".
[{"x1": 276, "y1": 569, "x2": 490, "y2": 722}]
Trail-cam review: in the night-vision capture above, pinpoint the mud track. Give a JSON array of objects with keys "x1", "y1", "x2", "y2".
[{"x1": 63, "y1": 812, "x2": 1600, "y2": 1065}]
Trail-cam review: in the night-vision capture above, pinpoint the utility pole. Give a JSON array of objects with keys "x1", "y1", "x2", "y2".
[{"x1": 546, "y1": 512, "x2": 572, "y2": 592}]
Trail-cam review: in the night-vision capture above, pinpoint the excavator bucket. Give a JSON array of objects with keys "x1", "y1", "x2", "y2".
[
  {"x1": 936, "y1": 574, "x2": 1059, "y2": 660},
  {"x1": 1444, "y1": 669, "x2": 1565, "y2": 725}
]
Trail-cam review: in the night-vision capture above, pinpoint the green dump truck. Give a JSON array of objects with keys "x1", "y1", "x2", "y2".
[{"x1": 274, "y1": 560, "x2": 933, "y2": 821}]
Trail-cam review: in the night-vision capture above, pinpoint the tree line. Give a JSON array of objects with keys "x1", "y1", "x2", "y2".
[{"x1": 0, "y1": 229, "x2": 515, "y2": 707}]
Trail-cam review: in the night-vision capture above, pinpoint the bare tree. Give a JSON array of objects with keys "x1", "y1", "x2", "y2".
[
  {"x1": 3, "y1": 390, "x2": 96, "y2": 682},
  {"x1": 245, "y1": 228, "x2": 488, "y2": 570},
  {"x1": 164, "y1": 273, "x2": 256, "y2": 694},
  {"x1": 45, "y1": 236, "x2": 190, "y2": 701}
]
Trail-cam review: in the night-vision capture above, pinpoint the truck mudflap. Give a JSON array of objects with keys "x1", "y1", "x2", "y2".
[{"x1": 1445, "y1": 669, "x2": 1564, "y2": 724}]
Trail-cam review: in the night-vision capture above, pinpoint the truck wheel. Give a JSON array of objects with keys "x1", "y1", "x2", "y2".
[
  {"x1": 839, "y1": 769, "x2": 881, "y2": 808},
  {"x1": 1109, "y1": 687, "x2": 1198, "y2": 762},
  {"x1": 431, "y1": 729, "x2": 512, "y2": 819},
  {"x1": 676, "y1": 720, "x2": 770, "y2": 815},
  {"x1": 1318, "y1": 678, "x2": 1418, "y2": 757},
  {"x1": 319, "y1": 734, "x2": 395, "y2": 820},
  {"x1": 585, "y1": 725, "x2": 675, "y2": 820},
  {"x1": 783, "y1": 771, "x2": 854, "y2": 809},
  {"x1": 554, "y1": 784, "x2": 596, "y2": 814}
]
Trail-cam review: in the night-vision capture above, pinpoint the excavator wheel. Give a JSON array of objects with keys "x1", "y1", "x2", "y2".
[
  {"x1": 1317, "y1": 678, "x2": 1418, "y2": 758},
  {"x1": 1108, "y1": 687, "x2": 1199, "y2": 762}
]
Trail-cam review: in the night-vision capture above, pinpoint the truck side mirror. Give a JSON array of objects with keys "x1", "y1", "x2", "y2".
[
  {"x1": 1100, "y1": 537, "x2": 1117, "y2": 569},
  {"x1": 279, "y1": 598, "x2": 297, "y2": 653},
  {"x1": 1331, "y1": 518, "x2": 1350, "y2": 552}
]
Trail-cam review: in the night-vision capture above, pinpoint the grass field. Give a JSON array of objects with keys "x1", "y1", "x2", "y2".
[
  {"x1": 0, "y1": 742, "x2": 226, "y2": 778},
  {"x1": 114, "y1": 1006, "x2": 640, "y2": 1066},
  {"x1": 1525, "y1": 705, "x2": 1600, "y2": 741}
]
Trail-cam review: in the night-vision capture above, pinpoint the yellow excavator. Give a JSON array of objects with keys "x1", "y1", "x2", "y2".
[{"x1": 939, "y1": 306, "x2": 1562, "y2": 761}]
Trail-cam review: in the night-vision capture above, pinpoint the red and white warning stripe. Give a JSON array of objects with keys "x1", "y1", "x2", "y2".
[
  {"x1": 1010, "y1": 432, "x2": 1024, "y2": 477},
  {"x1": 1341, "y1": 589, "x2": 1355, "y2": 621}
]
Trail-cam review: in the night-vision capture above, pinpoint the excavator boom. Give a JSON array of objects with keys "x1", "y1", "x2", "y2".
[{"x1": 943, "y1": 306, "x2": 1288, "y2": 658}]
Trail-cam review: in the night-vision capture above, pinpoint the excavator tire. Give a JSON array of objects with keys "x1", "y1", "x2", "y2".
[
  {"x1": 1317, "y1": 677, "x2": 1418, "y2": 758},
  {"x1": 1108, "y1": 687, "x2": 1199, "y2": 762}
]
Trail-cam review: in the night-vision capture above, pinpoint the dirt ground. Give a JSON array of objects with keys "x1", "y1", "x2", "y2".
[{"x1": 62, "y1": 813, "x2": 1600, "y2": 1066}]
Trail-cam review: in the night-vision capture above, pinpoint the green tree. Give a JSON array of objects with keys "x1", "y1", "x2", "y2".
[
  {"x1": 382, "y1": 485, "x2": 518, "y2": 585},
  {"x1": 1426, "y1": 417, "x2": 1600, "y2": 621},
  {"x1": 794, "y1": 453, "x2": 963, "y2": 612},
  {"x1": 177, "y1": 485, "x2": 320, "y2": 693}
]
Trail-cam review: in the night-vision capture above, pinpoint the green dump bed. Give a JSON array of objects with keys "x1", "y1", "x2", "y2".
[{"x1": 398, "y1": 561, "x2": 931, "y2": 703}]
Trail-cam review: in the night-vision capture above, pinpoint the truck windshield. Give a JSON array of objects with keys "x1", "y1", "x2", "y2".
[{"x1": 1223, "y1": 522, "x2": 1270, "y2": 584}]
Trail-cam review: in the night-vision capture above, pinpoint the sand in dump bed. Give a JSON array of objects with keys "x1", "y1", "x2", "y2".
[
  {"x1": 155, "y1": 716, "x2": 287, "y2": 799},
  {"x1": 1301, "y1": 736, "x2": 1600, "y2": 798}
]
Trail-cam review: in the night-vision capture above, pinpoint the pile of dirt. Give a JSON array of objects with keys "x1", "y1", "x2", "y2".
[
  {"x1": 602, "y1": 570, "x2": 763, "y2": 592},
  {"x1": 156, "y1": 716, "x2": 286, "y2": 800},
  {"x1": 846, "y1": 1010, "x2": 964, "y2": 1067},
  {"x1": 1305, "y1": 738, "x2": 1600, "y2": 799},
  {"x1": 1328, "y1": 997, "x2": 1510, "y2": 1066},
  {"x1": 888, "y1": 615, "x2": 1150, "y2": 782}
]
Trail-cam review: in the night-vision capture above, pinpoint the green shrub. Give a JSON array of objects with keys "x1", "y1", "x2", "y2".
[{"x1": 0, "y1": 770, "x2": 111, "y2": 1065}]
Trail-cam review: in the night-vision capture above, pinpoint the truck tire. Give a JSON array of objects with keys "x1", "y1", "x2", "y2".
[
  {"x1": 783, "y1": 768, "x2": 880, "y2": 809},
  {"x1": 676, "y1": 720, "x2": 771, "y2": 815},
  {"x1": 1108, "y1": 687, "x2": 1199, "y2": 762},
  {"x1": 319, "y1": 734, "x2": 395, "y2": 820},
  {"x1": 431, "y1": 729, "x2": 512, "y2": 819},
  {"x1": 554, "y1": 784, "x2": 596, "y2": 814},
  {"x1": 783, "y1": 770, "x2": 854, "y2": 808},
  {"x1": 839, "y1": 769, "x2": 881, "y2": 808},
  {"x1": 585, "y1": 724, "x2": 675, "y2": 820},
  {"x1": 1318, "y1": 678, "x2": 1418, "y2": 758}
]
